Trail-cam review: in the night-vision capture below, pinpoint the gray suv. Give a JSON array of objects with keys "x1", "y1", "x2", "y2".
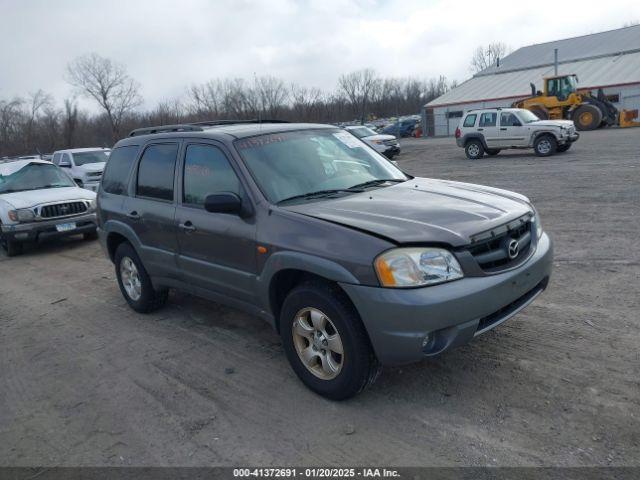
[{"x1": 97, "y1": 121, "x2": 553, "y2": 400}]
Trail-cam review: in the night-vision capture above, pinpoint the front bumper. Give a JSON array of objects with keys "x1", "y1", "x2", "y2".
[
  {"x1": 341, "y1": 232, "x2": 553, "y2": 365},
  {"x1": 0, "y1": 212, "x2": 97, "y2": 242},
  {"x1": 560, "y1": 132, "x2": 580, "y2": 144}
]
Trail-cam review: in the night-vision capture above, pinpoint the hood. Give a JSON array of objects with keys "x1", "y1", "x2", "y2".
[
  {"x1": 281, "y1": 178, "x2": 532, "y2": 246},
  {"x1": 0, "y1": 187, "x2": 95, "y2": 209},
  {"x1": 530, "y1": 120, "x2": 574, "y2": 128},
  {"x1": 77, "y1": 162, "x2": 106, "y2": 173},
  {"x1": 363, "y1": 134, "x2": 396, "y2": 142}
]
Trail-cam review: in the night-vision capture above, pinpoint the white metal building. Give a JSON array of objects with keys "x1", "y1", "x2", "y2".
[{"x1": 423, "y1": 25, "x2": 640, "y2": 137}]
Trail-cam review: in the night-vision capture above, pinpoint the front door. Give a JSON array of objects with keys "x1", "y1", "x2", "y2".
[
  {"x1": 175, "y1": 142, "x2": 257, "y2": 303},
  {"x1": 498, "y1": 111, "x2": 528, "y2": 147},
  {"x1": 478, "y1": 112, "x2": 500, "y2": 148}
]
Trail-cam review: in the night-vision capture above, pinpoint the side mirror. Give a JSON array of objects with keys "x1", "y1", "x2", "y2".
[{"x1": 204, "y1": 192, "x2": 242, "y2": 215}]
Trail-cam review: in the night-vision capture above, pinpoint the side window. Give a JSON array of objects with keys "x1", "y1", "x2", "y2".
[
  {"x1": 183, "y1": 144, "x2": 240, "y2": 207},
  {"x1": 479, "y1": 112, "x2": 497, "y2": 127},
  {"x1": 102, "y1": 145, "x2": 139, "y2": 195},
  {"x1": 500, "y1": 113, "x2": 520, "y2": 127},
  {"x1": 62, "y1": 153, "x2": 73, "y2": 166},
  {"x1": 463, "y1": 114, "x2": 477, "y2": 127},
  {"x1": 136, "y1": 143, "x2": 178, "y2": 201}
]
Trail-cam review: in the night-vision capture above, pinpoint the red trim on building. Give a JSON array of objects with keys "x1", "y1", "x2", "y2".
[{"x1": 428, "y1": 80, "x2": 640, "y2": 109}]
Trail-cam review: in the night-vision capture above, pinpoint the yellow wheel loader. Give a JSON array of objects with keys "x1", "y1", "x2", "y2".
[{"x1": 512, "y1": 74, "x2": 640, "y2": 131}]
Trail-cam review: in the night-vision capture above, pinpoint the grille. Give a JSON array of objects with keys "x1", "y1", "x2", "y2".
[
  {"x1": 467, "y1": 218, "x2": 533, "y2": 272},
  {"x1": 40, "y1": 202, "x2": 88, "y2": 218}
]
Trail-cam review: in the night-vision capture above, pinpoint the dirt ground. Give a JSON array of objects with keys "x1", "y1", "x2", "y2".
[{"x1": 1, "y1": 128, "x2": 638, "y2": 467}]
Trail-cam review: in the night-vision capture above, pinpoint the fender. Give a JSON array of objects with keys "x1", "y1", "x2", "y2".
[
  {"x1": 461, "y1": 133, "x2": 488, "y2": 149},
  {"x1": 101, "y1": 219, "x2": 143, "y2": 261},
  {"x1": 256, "y1": 251, "x2": 361, "y2": 317},
  {"x1": 529, "y1": 129, "x2": 560, "y2": 146}
]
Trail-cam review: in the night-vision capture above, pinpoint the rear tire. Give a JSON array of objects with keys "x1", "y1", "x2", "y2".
[
  {"x1": 486, "y1": 149, "x2": 500, "y2": 156},
  {"x1": 573, "y1": 104, "x2": 602, "y2": 131},
  {"x1": 534, "y1": 135, "x2": 557, "y2": 157},
  {"x1": 114, "y1": 242, "x2": 168, "y2": 313},
  {"x1": 465, "y1": 140, "x2": 484, "y2": 160},
  {"x1": 530, "y1": 107, "x2": 549, "y2": 120},
  {"x1": 280, "y1": 280, "x2": 380, "y2": 400}
]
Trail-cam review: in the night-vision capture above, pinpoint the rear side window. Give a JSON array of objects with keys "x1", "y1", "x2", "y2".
[
  {"x1": 136, "y1": 143, "x2": 178, "y2": 201},
  {"x1": 52, "y1": 153, "x2": 61, "y2": 165},
  {"x1": 183, "y1": 144, "x2": 240, "y2": 207},
  {"x1": 101, "y1": 146, "x2": 139, "y2": 195},
  {"x1": 479, "y1": 112, "x2": 497, "y2": 127},
  {"x1": 463, "y1": 114, "x2": 477, "y2": 127}
]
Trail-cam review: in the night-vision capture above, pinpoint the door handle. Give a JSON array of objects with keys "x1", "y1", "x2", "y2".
[
  {"x1": 179, "y1": 221, "x2": 196, "y2": 233},
  {"x1": 127, "y1": 211, "x2": 140, "y2": 220},
  {"x1": 500, "y1": 127, "x2": 507, "y2": 130},
  {"x1": 477, "y1": 128, "x2": 484, "y2": 131}
]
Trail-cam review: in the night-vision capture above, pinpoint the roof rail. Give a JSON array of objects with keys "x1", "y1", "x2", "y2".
[
  {"x1": 128, "y1": 124, "x2": 204, "y2": 137},
  {"x1": 191, "y1": 119, "x2": 290, "y2": 127}
]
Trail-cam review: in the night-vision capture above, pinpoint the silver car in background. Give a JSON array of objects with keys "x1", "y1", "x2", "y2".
[{"x1": 344, "y1": 125, "x2": 400, "y2": 159}]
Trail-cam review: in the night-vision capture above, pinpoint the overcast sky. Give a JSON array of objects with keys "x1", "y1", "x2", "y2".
[{"x1": 1, "y1": 0, "x2": 639, "y2": 111}]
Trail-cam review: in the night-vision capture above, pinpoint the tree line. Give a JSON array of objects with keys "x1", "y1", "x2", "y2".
[{"x1": 0, "y1": 53, "x2": 456, "y2": 157}]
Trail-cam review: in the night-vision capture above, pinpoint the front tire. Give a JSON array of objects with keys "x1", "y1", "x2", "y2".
[
  {"x1": 114, "y1": 242, "x2": 168, "y2": 313},
  {"x1": 534, "y1": 135, "x2": 557, "y2": 157},
  {"x1": 465, "y1": 140, "x2": 484, "y2": 160},
  {"x1": 573, "y1": 104, "x2": 602, "y2": 131},
  {"x1": 83, "y1": 230, "x2": 98, "y2": 241},
  {"x1": 2, "y1": 237, "x2": 23, "y2": 257},
  {"x1": 280, "y1": 280, "x2": 380, "y2": 400}
]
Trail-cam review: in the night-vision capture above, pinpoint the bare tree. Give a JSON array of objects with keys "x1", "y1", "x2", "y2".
[
  {"x1": 66, "y1": 53, "x2": 142, "y2": 140},
  {"x1": 25, "y1": 90, "x2": 53, "y2": 149},
  {"x1": 255, "y1": 76, "x2": 288, "y2": 119},
  {"x1": 470, "y1": 42, "x2": 511, "y2": 73},
  {"x1": 338, "y1": 69, "x2": 380, "y2": 123},
  {"x1": 63, "y1": 99, "x2": 79, "y2": 148},
  {"x1": 290, "y1": 84, "x2": 322, "y2": 122}
]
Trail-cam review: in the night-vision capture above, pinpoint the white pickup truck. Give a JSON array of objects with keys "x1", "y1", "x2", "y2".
[
  {"x1": 52, "y1": 147, "x2": 110, "y2": 191},
  {"x1": 0, "y1": 159, "x2": 97, "y2": 256}
]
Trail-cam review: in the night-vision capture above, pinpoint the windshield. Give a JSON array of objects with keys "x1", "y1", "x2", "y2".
[
  {"x1": 347, "y1": 127, "x2": 377, "y2": 138},
  {"x1": 235, "y1": 129, "x2": 407, "y2": 204},
  {"x1": 73, "y1": 150, "x2": 110, "y2": 166},
  {"x1": 0, "y1": 163, "x2": 76, "y2": 194},
  {"x1": 518, "y1": 110, "x2": 540, "y2": 123}
]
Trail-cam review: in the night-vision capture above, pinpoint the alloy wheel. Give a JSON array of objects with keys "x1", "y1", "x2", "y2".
[
  {"x1": 292, "y1": 307, "x2": 344, "y2": 380},
  {"x1": 120, "y1": 256, "x2": 142, "y2": 301}
]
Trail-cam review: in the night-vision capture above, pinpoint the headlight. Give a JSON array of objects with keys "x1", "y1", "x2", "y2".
[
  {"x1": 87, "y1": 199, "x2": 97, "y2": 211},
  {"x1": 374, "y1": 247, "x2": 463, "y2": 288},
  {"x1": 8, "y1": 209, "x2": 36, "y2": 223},
  {"x1": 532, "y1": 207, "x2": 543, "y2": 239},
  {"x1": 372, "y1": 140, "x2": 384, "y2": 144}
]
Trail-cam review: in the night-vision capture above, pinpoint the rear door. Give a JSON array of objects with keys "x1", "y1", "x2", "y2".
[
  {"x1": 498, "y1": 111, "x2": 528, "y2": 147},
  {"x1": 175, "y1": 141, "x2": 257, "y2": 303},
  {"x1": 124, "y1": 141, "x2": 180, "y2": 279},
  {"x1": 478, "y1": 112, "x2": 499, "y2": 148}
]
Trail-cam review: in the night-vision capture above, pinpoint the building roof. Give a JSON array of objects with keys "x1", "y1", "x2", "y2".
[{"x1": 427, "y1": 25, "x2": 640, "y2": 108}]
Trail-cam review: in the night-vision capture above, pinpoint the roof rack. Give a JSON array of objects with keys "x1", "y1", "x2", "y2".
[
  {"x1": 191, "y1": 119, "x2": 290, "y2": 127},
  {"x1": 128, "y1": 124, "x2": 204, "y2": 137}
]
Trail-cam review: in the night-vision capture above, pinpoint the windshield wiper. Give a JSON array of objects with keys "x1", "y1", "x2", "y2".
[
  {"x1": 347, "y1": 178, "x2": 406, "y2": 190},
  {"x1": 277, "y1": 188, "x2": 364, "y2": 205}
]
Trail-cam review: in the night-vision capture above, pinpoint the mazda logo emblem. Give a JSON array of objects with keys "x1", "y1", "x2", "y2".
[{"x1": 507, "y1": 239, "x2": 520, "y2": 259}]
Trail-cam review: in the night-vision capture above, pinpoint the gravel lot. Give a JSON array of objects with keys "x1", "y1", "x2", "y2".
[{"x1": 1, "y1": 128, "x2": 638, "y2": 467}]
